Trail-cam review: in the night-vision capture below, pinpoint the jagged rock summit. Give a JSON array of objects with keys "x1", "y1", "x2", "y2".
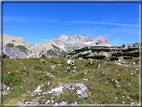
[
  {"x1": 59, "y1": 34, "x2": 85, "y2": 43},
  {"x1": 59, "y1": 34, "x2": 112, "y2": 46}
]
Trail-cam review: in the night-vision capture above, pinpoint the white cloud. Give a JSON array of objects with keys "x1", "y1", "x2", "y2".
[{"x1": 67, "y1": 21, "x2": 139, "y2": 27}]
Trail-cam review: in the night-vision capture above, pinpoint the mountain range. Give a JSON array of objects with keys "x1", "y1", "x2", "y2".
[{"x1": 1, "y1": 34, "x2": 112, "y2": 58}]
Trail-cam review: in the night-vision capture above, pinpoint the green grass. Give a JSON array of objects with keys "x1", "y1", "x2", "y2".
[{"x1": 3, "y1": 57, "x2": 140, "y2": 105}]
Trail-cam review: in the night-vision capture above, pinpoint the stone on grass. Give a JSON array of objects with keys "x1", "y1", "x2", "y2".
[
  {"x1": 41, "y1": 59, "x2": 45, "y2": 63},
  {"x1": 88, "y1": 58, "x2": 93, "y2": 65},
  {"x1": 50, "y1": 65, "x2": 55, "y2": 70},
  {"x1": 67, "y1": 60, "x2": 74, "y2": 66},
  {"x1": 97, "y1": 64, "x2": 101, "y2": 68},
  {"x1": 34, "y1": 85, "x2": 43, "y2": 93},
  {"x1": 45, "y1": 100, "x2": 50, "y2": 104},
  {"x1": 7, "y1": 87, "x2": 10, "y2": 90},
  {"x1": 75, "y1": 83, "x2": 88, "y2": 99},
  {"x1": 66, "y1": 67, "x2": 70, "y2": 71}
]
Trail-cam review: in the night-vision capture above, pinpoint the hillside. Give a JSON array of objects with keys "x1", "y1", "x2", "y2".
[
  {"x1": 2, "y1": 34, "x2": 140, "y2": 106},
  {"x1": 3, "y1": 49, "x2": 140, "y2": 105}
]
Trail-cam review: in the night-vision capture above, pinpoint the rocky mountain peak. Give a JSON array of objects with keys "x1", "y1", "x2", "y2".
[
  {"x1": 59, "y1": 34, "x2": 67, "y2": 39},
  {"x1": 85, "y1": 36, "x2": 92, "y2": 42},
  {"x1": 96, "y1": 36, "x2": 107, "y2": 40}
]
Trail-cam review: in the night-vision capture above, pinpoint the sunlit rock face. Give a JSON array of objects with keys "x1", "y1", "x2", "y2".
[{"x1": 59, "y1": 34, "x2": 112, "y2": 46}]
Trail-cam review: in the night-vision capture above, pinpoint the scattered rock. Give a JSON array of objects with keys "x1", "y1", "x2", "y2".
[
  {"x1": 97, "y1": 64, "x2": 101, "y2": 68},
  {"x1": 41, "y1": 59, "x2": 45, "y2": 63},
  {"x1": 50, "y1": 65, "x2": 56, "y2": 70},
  {"x1": 34, "y1": 85, "x2": 43, "y2": 93},
  {"x1": 88, "y1": 58, "x2": 93, "y2": 65},
  {"x1": 66, "y1": 67, "x2": 70, "y2": 71},
  {"x1": 75, "y1": 83, "x2": 88, "y2": 99},
  {"x1": 67, "y1": 60, "x2": 74, "y2": 66},
  {"x1": 45, "y1": 100, "x2": 50, "y2": 104}
]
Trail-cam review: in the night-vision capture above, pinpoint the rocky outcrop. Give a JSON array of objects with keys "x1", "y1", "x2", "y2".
[
  {"x1": 63, "y1": 83, "x2": 89, "y2": 99},
  {"x1": 92, "y1": 36, "x2": 112, "y2": 46},
  {"x1": 3, "y1": 45, "x2": 27, "y2": 58}
]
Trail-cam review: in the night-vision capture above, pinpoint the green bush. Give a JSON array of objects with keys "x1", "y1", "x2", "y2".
[
  {"x1": 123, "y1": 52, "x2": 139, "y2": 57},
  {"x1": 112, "y1": 52, "x2": 139, "y2": 57},
  {"x1": 112, "y1": 52, "x2": 122, "y2": 57},
  {"x1": 122, "y1": 48, "x2": 137, "y2": 52},
  {"x1": 83, "y1": 55, "x2": 106, "y2": 59},
  {"x1": 123, "y1": 57, "x2": 132, "y2": 59},
  {"x1": 92, "y1": 49, "x2": 110, "y2": 52},
  {"x1": 110, "y1": 57, "x2": 119, "y2": 61},
  {"x1": 41, "y1": 55, "x2": 46, "y2": 58}
]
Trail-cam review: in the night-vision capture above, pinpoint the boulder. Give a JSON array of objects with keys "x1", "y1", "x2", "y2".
[
  {"x1": 97, "y1": 64, "x2": 101, "y2": 68},
  {"x1": 41, "y1": 59, "x2": 45, "y2": 63},
  {"x1": 67, "y1": 60, "x2": 74, "y2": 66},
  {"x1": 66, "y1": 67, "x2": 70, "y2": 71},
  {"x1": 75, "y1": 83, "x2": 88, "y2": 99}
]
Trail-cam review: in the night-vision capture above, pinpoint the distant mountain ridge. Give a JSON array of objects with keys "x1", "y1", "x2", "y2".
[
  {"x1": 59, "y1": 34, "x2": 112, "y2": 45},
  {"x1": 2, "y1": 34, "x2": 113, "y2": 58}
]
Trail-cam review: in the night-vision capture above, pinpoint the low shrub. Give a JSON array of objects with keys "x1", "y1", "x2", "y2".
[
  {"x1": 83, "y1": 55, "x2": 106, "y2": 59},
  {"x1": 110, "y1": 57, "x2": 119, "y2": 61},
  {"x1": 123, "y1": 57, "x2": 132, "y2": 59},
  {"x1": 41, "y1": 55, "x2": 46, "y2": 58},
  {"x1": 122, "y1": 48, "x2": 137, "y2": 52},
  {"x1": 112, "y1": 52, "x2": 139, "y2": 57}
]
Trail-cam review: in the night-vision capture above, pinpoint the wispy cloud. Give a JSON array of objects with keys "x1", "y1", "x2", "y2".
[
  {"x1": 3, "y1": 16, "x2": 26, "y2": 22},
  {"x1": 3, "y1": 16, "x2": 59, "y2": 23},
  {"x1": 67, "y1": 21, "x2": 139, "y2": 27}
]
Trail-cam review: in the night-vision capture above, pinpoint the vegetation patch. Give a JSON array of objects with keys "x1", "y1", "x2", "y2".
[
  {"x1": 122, "y1": 48, "x2": 137, "y2": 52},
  {"x1": 123, "y1": 56, "x2": 132, "y2": 59},
  {"x1": 112, "y1": 52, "x2": 139, "y2": 57},
  {"x1": 6, "y1": 43, "x2": 14, "y2": 48},
  {"x1": 15, "y1": 45, "x2": 28, "y2": 53},
  {"x1": 3, "y1": 47, "x2": 139, "y2": 105},
  {"x1": 12, "y1": 40, "x2": 17, "y2": 42},
  {"x1": 82, "y1": 55, "x2": 106, "y2": 59},
  {"x1": 110, "y1": 57, "x2": 119, "y2": 61}
]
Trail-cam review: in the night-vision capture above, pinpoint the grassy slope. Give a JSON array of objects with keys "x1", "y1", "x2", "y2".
[{"x1": 3, "y1": 57, "x2": 140, "y2": 105}]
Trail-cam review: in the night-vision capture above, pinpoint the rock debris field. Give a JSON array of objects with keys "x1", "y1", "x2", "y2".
[{"x1": 2, "y1": 57, "x2": 140, "y2": 106}]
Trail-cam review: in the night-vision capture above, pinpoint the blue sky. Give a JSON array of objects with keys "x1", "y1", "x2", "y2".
[{"x1": 3, "y1": 3, "x2": 139, "y2": 46}]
